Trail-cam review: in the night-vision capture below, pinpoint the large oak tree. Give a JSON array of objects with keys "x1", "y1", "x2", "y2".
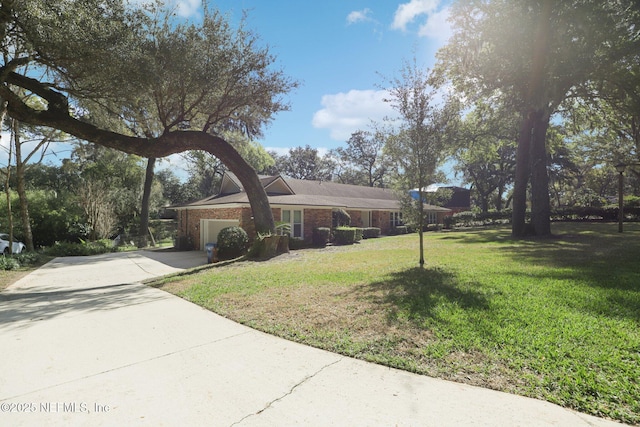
[
  {"x1": 454, "y1": 102, "x2": 518, "y2": 213},
  {"x1": 436, "y1": 0, "x2": 640, "y2": 236},
  {"x1": 0, "y1": 0, "x2": 297, "y2": 236}
]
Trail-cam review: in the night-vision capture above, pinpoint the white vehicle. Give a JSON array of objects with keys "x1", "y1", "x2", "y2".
[{"x1": 0, "y1": 233, "x2": 26, "y2": 254}]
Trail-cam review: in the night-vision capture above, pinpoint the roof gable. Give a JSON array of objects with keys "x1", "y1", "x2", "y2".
[
  {"x1": 219, "y1": 173, "x2": 242, "y2": 194},
  {"x1": 264, "y1": 176, "x2": 294, "y2": 195}
]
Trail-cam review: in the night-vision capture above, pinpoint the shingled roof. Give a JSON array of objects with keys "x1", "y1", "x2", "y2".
[{"x1": 178, "y1": 173, "x2": 451, "y2": 212}]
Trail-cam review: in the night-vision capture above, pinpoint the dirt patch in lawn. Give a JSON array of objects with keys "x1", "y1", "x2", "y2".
[{"x1": 203, "y1": 275, "x2": 516, "y2": 394}]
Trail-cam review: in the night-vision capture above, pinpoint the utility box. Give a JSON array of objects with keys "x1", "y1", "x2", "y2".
[{"x1": 205, "y1": 243, "x2": 217, "y2": 263}]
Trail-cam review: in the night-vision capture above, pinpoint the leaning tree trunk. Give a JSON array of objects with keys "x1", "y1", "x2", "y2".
[
  {"x1": 529, "y1": 111, "x2": 551, "y2": 236},
  {"x1": 138, "y1": 157, "x2": 156, "y2": 248},
  {"x1": 1, "y1": 82, "x2": 276, "y2": 236}
]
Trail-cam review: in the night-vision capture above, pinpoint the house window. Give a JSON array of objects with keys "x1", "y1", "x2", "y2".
[
  {"x1": 390, "y1": 211, "x2": 403, "y2": 228},
  {"x1": 426, "y1": 212, "x2": 437, "y2": 224},
  {"x1": 362, "y1": 210, "x2": 372, "y2": 228},
  {"x1": 282, "y1": 209, "x2": 303, "y2": 238}
]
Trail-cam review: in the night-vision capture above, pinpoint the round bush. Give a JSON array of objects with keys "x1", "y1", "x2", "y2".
[{"x1": 217, "y1": 226, "x2": 249, "y2": 259}]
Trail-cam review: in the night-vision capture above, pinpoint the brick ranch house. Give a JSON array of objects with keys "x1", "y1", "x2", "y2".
[{"x1": 174, "y1": 172, "x2": 452, "y2": 250}]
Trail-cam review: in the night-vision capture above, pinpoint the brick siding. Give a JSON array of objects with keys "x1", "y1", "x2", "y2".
[
  {"x1": 178, "y1": 206, "x2": 431, "y2": 249},
  {"x1": 346, "y1": 210, "x2": 363, "y2": 227},
  {"x1": 303, "y1": 208, "x2": 332, "y2": 242}
]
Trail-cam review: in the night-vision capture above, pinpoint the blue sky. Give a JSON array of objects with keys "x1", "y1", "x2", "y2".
[
  {"x1": 203, "y1": 0, "x2": 454, "y2": 156},
  {"x1": 1, "y1": 0, "x2": 454, "y2": 179}
]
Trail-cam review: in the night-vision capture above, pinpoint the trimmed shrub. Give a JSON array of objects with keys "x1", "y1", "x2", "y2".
[
  {"x1": 332, "y1": 208, "x2": 351, "y2": 227},
  {"x1": 312, "y1": 227, "x2": 331, "y2": 247},
  {"x1": 277, "y1": 235, "x2": 290, "y2": 254},
  {"x1": 288, "y1": 237, "x2": 309, "y2": 250},
  {"x1": 452, "y1": 211, "x2": 475, "y2": 227},
  {"x1": 354, "y1": 228, "x2": 363, "y2": 242},
  {"x1": 334, "y1": 227, "x2": 357, "y2": 245},
  {"x1": 625, "y1": 195, "x2": 640, "y2": 208},
  {"x1": 443, "y1": 215, "x2": 454, "y2": 229},
  {"x1": 390, "y1": 226, "x2": 409, "y2": 235},
  {"x1": 449, "y1": 210, "x2": 512, "y2": 227},
  {"x1": 557, "y1": 206, "x2": 640, "y2": 222},
  {"x1": 217, "y1": 226, "x2": 249, "y2": 259},
  {"x1": 362, "y1": 227, "x2": 380, "y2": 238}
]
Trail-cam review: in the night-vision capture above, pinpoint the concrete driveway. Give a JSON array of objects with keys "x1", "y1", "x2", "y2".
[{"x1": 0, "y1": 250, "x2": 626, "y2": 426}]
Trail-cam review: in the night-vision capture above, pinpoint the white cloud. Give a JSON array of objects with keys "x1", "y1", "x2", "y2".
[
  {"x1": 125, "y1": 0, "x2": 201, "y2": 18},
  {"x1": 391, "y1": 0, "x2": 451, "y2": 42},
  {"x1": 347, "y1": 8, "x2": 373, "y2": 25},
  {"x1": 391, "y1": 0, "x2": 439, "y2": 31},
  {"x1": 155, "y1": 153, "x2": 191, "y2": 181},
  {"x1": 312, "y1": 90, "x2": 396, "y2": 141},
  {"x1": 418, "y1": 7, "x2": 452, "y2": 42},
  {"x1": 265, "y1": 146, "x2": 330, "y2": 157},
  {"x1": 174, "y1": 0, "x2": 201, "y2": 18},
  {"x1": 0, "y1": 131, "x2": 10, "y2": 167},
  {"x1": 263, "y1": 146, "x2": 290, "y2": 156}
]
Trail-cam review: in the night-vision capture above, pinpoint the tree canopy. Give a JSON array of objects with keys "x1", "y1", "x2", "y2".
[
  {"x1": 436, "y1": 0, "x2": 640, "y2": 236},
  {"x1": 330, "y1": 130, "x2": 388, "y2": 187},
  {"x1": 268, "y1": 145, "x2": 333, "y2": 181},
  {"x1": 0, "y1": 0, "x2": 297, "y2": 234}
]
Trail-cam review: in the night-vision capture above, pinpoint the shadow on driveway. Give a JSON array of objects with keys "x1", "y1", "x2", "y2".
[
  {"x1": 0, "y1": 282, "x2": 169, "y2": 333},
  {"x1": 0, "y1": 249, "x2": 207, "y2": 333}
]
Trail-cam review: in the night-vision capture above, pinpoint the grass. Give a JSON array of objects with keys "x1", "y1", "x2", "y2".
[
  {"x1": 0, "y1": 254, "x2": 54, "y2": 291},
  {"x1": 154, "y1": 222, "x2": 640, "y2": 424}
]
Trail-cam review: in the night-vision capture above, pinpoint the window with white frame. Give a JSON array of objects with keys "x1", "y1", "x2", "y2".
[
  {"x1": 426, "y1": 211, "x2": 437, "y2": 224},
  {"x1": 390, "y1": 211, "x2": 403, "y2": 228},
  {"x1": 281, "y1": 209, "x2": 303, "y2": 238}
]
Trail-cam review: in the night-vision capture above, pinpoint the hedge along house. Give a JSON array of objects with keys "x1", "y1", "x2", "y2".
[{"x1": 174, "y1": 172, "x2": 452, "y2": 250}]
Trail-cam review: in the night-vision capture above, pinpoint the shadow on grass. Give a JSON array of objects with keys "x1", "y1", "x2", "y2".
[
  {"x1": 438, "y1": 227, "x2": 517, "y2": 244},
  {"x1": 354, "y1": 266, "x2": 490, "y2": 327},
  {"x1": 441, "y1": 223, "x2": 640, "y2": 322}
]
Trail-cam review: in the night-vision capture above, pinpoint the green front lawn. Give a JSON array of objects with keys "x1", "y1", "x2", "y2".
[{"x1": 155, "y1": 223, "x2": 640, "y2": 424}]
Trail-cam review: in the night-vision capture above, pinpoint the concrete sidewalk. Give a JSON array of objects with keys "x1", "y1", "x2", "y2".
[{"x1": 0, "y1": 251, "x2": 625, "y2": 426}]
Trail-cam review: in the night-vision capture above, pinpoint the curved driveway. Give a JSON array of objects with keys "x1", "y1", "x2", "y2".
[{"x1": 0, "y1": 251, "x2": 625, "y2": 426}]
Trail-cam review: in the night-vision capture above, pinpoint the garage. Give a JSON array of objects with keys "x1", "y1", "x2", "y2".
[{"x1": 199, "y1": 219, "x2": 239, "y2": 250}]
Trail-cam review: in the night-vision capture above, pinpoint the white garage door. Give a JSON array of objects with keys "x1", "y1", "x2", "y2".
[{"x1": 200, "y1": 219, "x2": 239, "y2": 250}]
